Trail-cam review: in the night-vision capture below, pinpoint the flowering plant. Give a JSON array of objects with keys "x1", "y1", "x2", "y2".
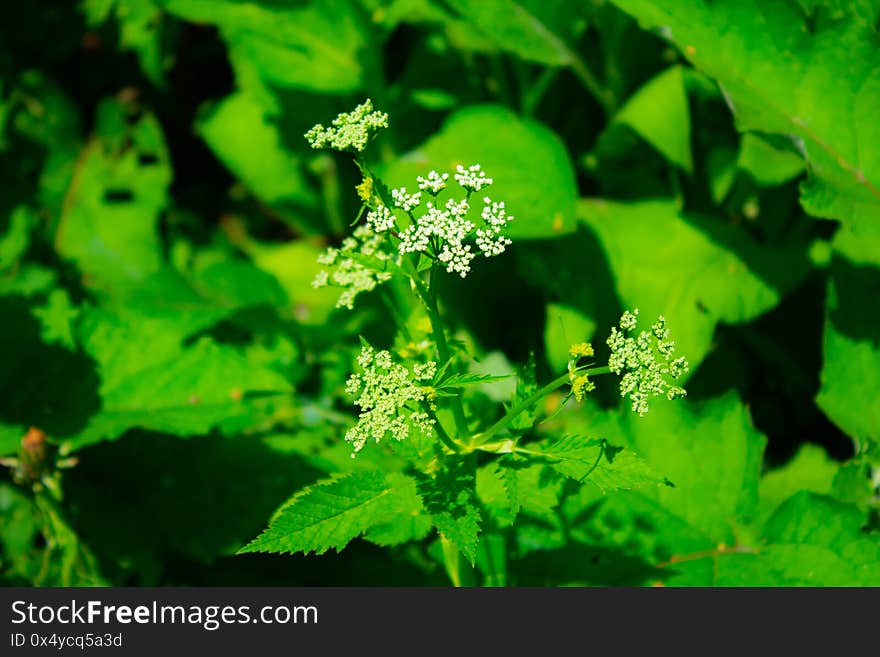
[{"x1": 244, "y1": 102, "x2": 689, "y2": 582}]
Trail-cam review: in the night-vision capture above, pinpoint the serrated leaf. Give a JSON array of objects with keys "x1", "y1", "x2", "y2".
[
  {"x1": 241, "y1": 471, "x2": 412, "y2": 555},
  {"x1": 383, "y1": 105, "x2": 578, "y2": 239},
  {"x1": 610, "y1": 0, "x2": 880, "y2": 229},
  {"x1": 759, "y1": 492, "x2": 880, "y2": 586},
  {"x1": 417, "y1": 461, "x2": 481, "y2": 564},
  {"x1": 531, "y1": 435, "x2": 665, "y2": 492},
  {"x1": 476, "y1": 460, "x2": 521, "y2": 526}
]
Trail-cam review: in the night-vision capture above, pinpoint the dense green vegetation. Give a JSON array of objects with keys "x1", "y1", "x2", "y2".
[{"x1": 1, "y1": 0, "x2": 878, "y2": 586}]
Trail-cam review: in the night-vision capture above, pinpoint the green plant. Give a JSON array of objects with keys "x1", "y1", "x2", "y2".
[
  {"x1": 238, "y1": 102, "x2": 690, "y2": 582},
  {"x1": 1, "y1": 0, "x2": 878, "y2": 588}
]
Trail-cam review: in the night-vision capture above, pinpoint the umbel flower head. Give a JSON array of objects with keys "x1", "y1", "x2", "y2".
[
  {"x1": 606, "y1": 309, "x2": 689, "y2": 416},
  {"x1": 305, "y1": 99, "x2": 388, "y2": 152},
  {"x1": 367, "y1": 164, "x2": 514, "y2": 278},
  {"x1": 312, "y1": 225, "x2": 393, "y2": 309},
  {"x1": 344, "y1": 345, "x2": 437, "y2": 455}
]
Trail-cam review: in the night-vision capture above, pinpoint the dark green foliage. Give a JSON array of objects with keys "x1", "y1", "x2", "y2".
[{"x1": 0, "y1": 0, "x2": 877, "y2": 587}]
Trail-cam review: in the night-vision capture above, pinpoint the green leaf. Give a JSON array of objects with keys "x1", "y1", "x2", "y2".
[
  {"x1": 476, "y1": 459, "x2": 521, "y2": 526},
  {"x1": 439, "y1": 0, "x2": 585, "y2": 67},
  {"x1": 55, "y1": 99, "x2": 171, "y2": 293},
  {"x1": 164, "y1": 0, "x2": 369, "y2": 97},
  {"x1": 31, "y1": 289, "x2": 79, "y2": 350},
  {"x1": 83, "y1": 0, "x2": 169, "y2": 86},
  {"x1": 196, "y1": 91, "x2": 316, "y2": 208},
  {"x1": 383, "y1": 105, "x2": 578, "y2": 239},
  {"x1": 576, "y1": 393, "x2": 766, "y2": 555},
  {"x1": 529, "y1": 435, "x2": 665, "y2": 492},
  {"x1": 737, "y1": 133, "x2": 805, "y2": 187},
  {"x1": 610, "y1": 0, "x2": 880, "y2": 229},
  {"x1": 816, "y1": 257, "x2": 880, "y2": 447},
  {"x1": 757, "y1": 444, "x2": 838, "y2": 525},
  {"x1": 579, "y1": 198, "x2": 809, "y2": 367},
  {"x1": 70, "y1": 336, "x2": 292, "y2": 449},
  {"x1": 241, "y1": 471, "x2": 416, "y2": 555},
  {"x1": 614, "y1": 65, "x2": 693, "y2": 173},
  {"x1": 0, "y1": 206, "x2": 34, "y2": 271},
  {"x1": 760, "y1": 492, "x2": 880, "y2": 586},
  {"x1": 417, "y1": 461, "x2": 482, "y2": 564}
]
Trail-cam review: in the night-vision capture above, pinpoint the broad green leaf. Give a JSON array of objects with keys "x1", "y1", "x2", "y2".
[
  {"x1": 757, "y1": 444, "x2": 838, "y2": 525},
  {"x1": 569, "y1": 393, "x2": 766, "y2": 562},
  {"x1": 737, "y1": 134, "x2": 805, "y2": 187},
  {"x1": 579, "y1": 198, "x2": 809, "y2": 367},
  {"x1": 55, "y1": 99, "x2": 170, "y2": 293},
  {"x1": 816, "y1": 257, "x2": 880, "y2": 447},
  {"x1": 163, "y1": 0, "x2": 369, "y2": 97},
  {"x1": 759, "y1": 492, "x2": 880, "y2": 586},
  {"x1": 530, "y1": 435, "x2": 664, "y2": 492},
  {"x1": 197, "y1": 91, "x2": 316, "y2": 208},
  {"x1": 241, "y1": 471, "x2": 414, "y2": 555},
  {"x1": 610, "y1": 0, "x2": 880, "y2": 230},
  {"x1": 439, "y1": 0, "x2": 585, "y2": 67},
  {"x1": 70, "y1": 337, "x2": 292, "y2": 449},
  {"x1": 383, "y1": 105, "x2": 578, "y2": 239},
  {"x1": 417, "y1": 461, "x2": 482, "y2": 564},
  {"x1": 614, "y1": 66, "x2": 693, "y2": 173}
]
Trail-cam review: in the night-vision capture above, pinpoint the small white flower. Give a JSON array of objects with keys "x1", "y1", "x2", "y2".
[
  {"x1": 366, "y1": 204, "x2": 396, "y2": 232},
  {"x1": 304, "y1": 99, "x2": 388, "y2": 152},
  {"x1": 313, "y1": 225, "x2": 394, "y2": 309},
  {"x1": 454, "y1": 164, "x2": 493, "y2": 192},
  {"x1": 417, "y1": 170, "x2": 449, "y2": 194},
  {"x1": 391, "y1": 187, "x2": 422, "y2": 212}
]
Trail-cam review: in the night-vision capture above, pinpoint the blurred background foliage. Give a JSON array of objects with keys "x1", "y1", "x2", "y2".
[{"x1": 0, "y1": 0, "x2": 877, "y2": 586}]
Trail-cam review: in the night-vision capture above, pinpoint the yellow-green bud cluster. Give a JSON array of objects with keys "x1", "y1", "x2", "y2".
[
  {"x1": 344, "y1": 346, "x2": 437, "y2": 455},
  {"x1": 305, "y1": 99, "x2": 388, "y2": 152}
]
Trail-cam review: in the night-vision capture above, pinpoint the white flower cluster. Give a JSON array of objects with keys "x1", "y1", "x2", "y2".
[
  {"x1": 304, "y1": 99, "x2": 389, "y2": 152},
  {"x1": 391, "y1": 187, "x2": 421, "y2": 212},
  {"x1": 312, "y1": 225, "x2": 393, "y2": 309},
  {"x1": 454, "y1": 164, "x2": 493, "y2": 192},
  {"x1": 366, "y1": 204, "x2": 395, "y2": 232},
  {"x1": 370, "y1": 165, "x2": 513, "y2": 278},
  {"x1": 417, "y1": 170, "x2": 449, "y2": 194},
  {"x1": 606, "y1": 309, "x2": 689, "y2": 416},
  {"x1": 344, "y1": 345, "x2": 437, "y2": 455}
]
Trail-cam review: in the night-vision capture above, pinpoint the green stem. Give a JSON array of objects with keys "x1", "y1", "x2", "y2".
[{"x1": 474, "y1": 365, "x2": 612, "y2": 446}]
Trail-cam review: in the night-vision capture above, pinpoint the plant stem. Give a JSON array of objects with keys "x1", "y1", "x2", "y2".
[
  {"x1": 404, "y1": 260, "x2": 469, "y2": 438},
  {"x1": 473, "y1": 365, "x2": 612, "y2": 447}
]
